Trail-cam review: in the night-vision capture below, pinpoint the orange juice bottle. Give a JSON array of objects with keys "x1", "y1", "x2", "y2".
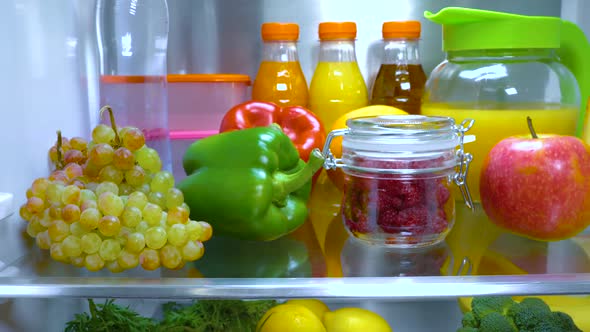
[
  {"x1": 252, "y1": 22, "x2": 309, "y2": 107},
  {"x1": 309, "y1": 22, "x2": 368, "y2": 131}
]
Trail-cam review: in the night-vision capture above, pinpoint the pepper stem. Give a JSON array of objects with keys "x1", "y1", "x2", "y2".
[
  {"x1": 527, "y1": 116, "x2": 538, "y2": 139},
  {"x1": 272, "y1": 149, "x2": 325, "y2": 203},
  {"x1": 99, "y1": 105, "x2": 121, "y2": 146}
]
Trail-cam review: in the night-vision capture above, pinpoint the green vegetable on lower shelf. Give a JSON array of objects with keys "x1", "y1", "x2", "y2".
[
  {"x1": 64, "y1": 298, "x2": 277, "y2": 332},
  {"x1": 459, "y1": 296, "x2": 582, "y2": 332}
]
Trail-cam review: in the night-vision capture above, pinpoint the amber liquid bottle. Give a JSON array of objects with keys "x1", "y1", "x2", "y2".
[{"x1": 371, "y1": 21, "x2": 426, "y2": 115}]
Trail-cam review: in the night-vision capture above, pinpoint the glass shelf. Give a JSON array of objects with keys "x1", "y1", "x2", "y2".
[{"x1": 2, "y1": 205, "x2": 590, "y2": 300}]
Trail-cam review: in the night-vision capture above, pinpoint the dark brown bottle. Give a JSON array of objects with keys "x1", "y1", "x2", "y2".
[{"x1": 370, "y1": 21, "x2": 426, "y2": 115}]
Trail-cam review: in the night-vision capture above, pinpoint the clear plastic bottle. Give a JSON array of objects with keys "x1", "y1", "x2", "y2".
[
  {"x1": 252, "y1": 22, "x2": 309, "y2": 107},
  {"x1": 309, "y1": 22, "x2": 368, "y2": 132},
  {"x1": 371, "y1": 21, "x2": 426, "y2": 115},
  {"x1": 95, "y1": 0, "x2": 171, "y2": 171}
]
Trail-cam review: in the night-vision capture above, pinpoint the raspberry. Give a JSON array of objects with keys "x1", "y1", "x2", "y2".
[
  {"x1": 380, "y1": 206, "x2": 429, "y2": 234},
  {"x1": 344, "y1": 211, "x2": 373, "y2": 233},
  {"x1": 377, "y1": 189, "x2": 403, "y2": 210},
  {"x1": 429, "y1": 209, "x2": 448, "y2": 234},
  {"x1": 398, "y1": 181, "x2": 424, "y2": 207},
  {"x1": 436, "y1": 182, "x2": 451, "y2": 205}
]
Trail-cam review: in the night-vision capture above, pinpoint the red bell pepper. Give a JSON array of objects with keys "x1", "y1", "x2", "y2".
[{"x1": 219, "y1": 101, "x2": 326, "y2": 162}]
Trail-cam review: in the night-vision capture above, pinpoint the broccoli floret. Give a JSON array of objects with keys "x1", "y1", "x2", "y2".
[
  {"x1": 457, "y1": 328, "x2": 479, "y2": 332},
  {"x1": 472, "y1": 296, "x2": 516, "y2": 321},
  {"x1": 462, "y1": 311, "x2": 479, "y2": 328},
  {"x1": 478, "y1": 312, "x2": 517, "y2": 332},
  {"x1": 549, "y1": 311, "x2": 582, "y2": 332},
  {"x1": 507, "y1": 297, "x2": 552, "y2": 330}
]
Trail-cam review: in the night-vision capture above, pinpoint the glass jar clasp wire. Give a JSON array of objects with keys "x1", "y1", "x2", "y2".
[
  {"x1": 453, "y1": 118, "x2": 475, "y2": 211},
  {"x1": 321, "y1": 128, "x2": 349, "y2": 170}
]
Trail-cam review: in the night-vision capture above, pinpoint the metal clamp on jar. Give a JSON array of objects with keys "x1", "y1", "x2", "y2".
[{"x1": 321, "y1": 115, "x2": 475, "y2": 248}]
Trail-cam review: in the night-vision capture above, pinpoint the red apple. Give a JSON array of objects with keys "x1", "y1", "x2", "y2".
[{"x1": 480, "y1": 117, "x2": 590, "y2": 241}]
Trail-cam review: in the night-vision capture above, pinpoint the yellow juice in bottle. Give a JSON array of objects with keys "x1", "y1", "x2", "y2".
[
  {"x1": 309, "y1": 62, "x2": 368, "y2": 131},
  {"x1": 421, "y1": 104, "x2": 578, "y2": 202},
  {"x1": 252, "y1": 61, "x2": 309, "y2": 107}
]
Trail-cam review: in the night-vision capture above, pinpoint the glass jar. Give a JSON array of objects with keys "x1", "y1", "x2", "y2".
[{"x1": 322, "y1": 115, "x2": 474, "y2": 248}]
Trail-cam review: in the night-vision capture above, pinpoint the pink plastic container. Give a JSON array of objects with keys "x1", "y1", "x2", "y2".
[{"x1": 167, "y1": 74, "x2": 251, "y2": 181}]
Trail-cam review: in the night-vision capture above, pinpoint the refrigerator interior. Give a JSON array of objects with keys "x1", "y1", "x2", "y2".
[{"x1": 1, "y1": 0, "x2": 589, "y2": 331}]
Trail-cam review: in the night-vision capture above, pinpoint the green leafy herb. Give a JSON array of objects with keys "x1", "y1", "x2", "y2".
[
  {"x1": 64, "y1": 299, "x2": 156, "y2": 332},
  {"x1": 156, "y1": 299, "x2": 277, "y2": 332}
]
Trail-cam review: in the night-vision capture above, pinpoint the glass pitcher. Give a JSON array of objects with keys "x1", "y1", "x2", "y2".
[{"x1": 421, "y1": 7, "x2": 590, "y2": 203}]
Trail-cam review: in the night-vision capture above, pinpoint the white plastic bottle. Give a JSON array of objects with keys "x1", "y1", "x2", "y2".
[{"x1": 95, "y1": 0, "x2": 171, "y2": 171}]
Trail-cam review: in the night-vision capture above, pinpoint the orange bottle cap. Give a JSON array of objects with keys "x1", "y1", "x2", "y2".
[
  {"x1": 261, "y1": 22, "x2": 300, "y2": 41},
  {"x1": 319, "y1": 22, "x2": 357, "y2": 40},
  {"x1": 382, "y1": 21, "x2": 421, "y2": 39}
]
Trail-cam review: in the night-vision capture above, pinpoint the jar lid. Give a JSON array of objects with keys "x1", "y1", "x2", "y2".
[{"x1": 343, "y1": 115, "x2": 462, "y2": 152}]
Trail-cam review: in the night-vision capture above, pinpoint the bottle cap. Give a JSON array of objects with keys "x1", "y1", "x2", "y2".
[
  {"x1": 382, "y1": 21, "x2": 421, "y2": 39},
  {"x1": 319, "y1": 22, "x2": 357, "y2": 40},
  {"x1": 261, "y1": 23, "x2": 299, "y2": 41}
]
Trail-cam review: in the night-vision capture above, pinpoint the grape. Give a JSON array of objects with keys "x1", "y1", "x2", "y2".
[
  {"x1": 26, "y1": 217, "x2": 45, "y2": 237},
  {"x1": 136, "y1": 221, "x2": 149, "y2": 234},
  {"x1": 48, "y1": 219, "x2": 69, "y2": 242},
  {"x1": 180, "y1": 202, "x2": 190, "y2": 214},
  {"x1": 166, "y1": 188, "x2": 184, "y2": 209},
  {"x1": 139, "y1": 248, "x2": 160, "y2": 270},
  {"x1": 36, "y1": 230, "x2": 51, "y2": 250},
  {"x1": 124, "y1": 165, "x2": 146, "y2": 187},
  {"x1": 49, "y1": 146, "x2": 59, "y2": 164},
  {"x1": 113, "y1": 147, "x2": 135, "y2": 170},
  {"x1": 26, "y1": 188, "x2": 34, "y2": 199},
  {"x1": 80, "y1": 189, "x2": 97, "y2": 203},
  {"x1": 150, "y1": 171, "x2": 175, "y2": 193},
  {"x1": 50, "y1": 243, "x2": 68, "y2": 262},
  {"x1": 48, "y1": 204, "x2": 62, "y2": 220},
  {"x1": 148, "y1": 191, "x2": 166, "y2": 209},
  {"x1": 98, "y1": 215, "x2": 121, "y2": 237},
  {"x1": 31, "y1": 178, "x2": 50, "y2": 198},
  {"x1": 70, "y1": 255, "x2": 85, "y2": 268},
  {"x1": 69, "y1": 221, "x2": 86, "y2": 237},
  {"x1": 107, "y1": 260, "x2": 124, "y2": 273},
  {"x1": 83, "y1": 161, "x2": 102, "y2": 178},
  {"x1": 62, "y1": 185, "x2": 81, "y2": 205},
  {"x1": 64, "y1": 150, "x2": 85, "y2": 165},
  {"x1": 25, "y1": 197, "x2": 45, "y2": 215},
  {"x1": 160, "y1": 244, "x2": 182, "y2": 269},
  {"x1": 64, "y1": 163, "x2": 84, "y2": 180},
  {"x1": 95, "y1": 181, "x2": 119, "y2": 196},
  {"x1": 182, "y1": 241, "x2": 204, "y2": 261},
  {"x1": 126, "y1": 232, "x2": 145, "y2": 253},
  {"x1": 117, "y1": 227, "x2": 131, "y2": 246},
  {"x1": 69, "y1": 179, "x2": 85, "y2": 189},
  {"x1": 62, "y1": 235, "x2": 82, "y2": 257},
  {"x1": 186, "y1": 220, "x2": 203, "y2": 241},
  {"x1": 80, "y1": 208, "x2": 100, "y2": 230},
  {"x1": 166, "y1": 206, "x2": 189, "y2": 225},
  {"x1": 127, "y1": 191, "x2": 148, "y2": 210},
  {"x1": 70, "y1": 137, "x2": 88, "y2": 151},
  {"x1": 80, "y1": 200, "x2": 98, "y2": 212},
  {"x1": 135, "y1": 147, "x2": 162, "y2": 173},
  {"x1": 118, "y1": 250, "x2": 139, "y2": 270},
  {"x1": 159, "y1": 212, "x2": 168, "y2": 227},
  {"x1": 62, "y1": 204, "x2": 81, "y2": 224},
  {"x1": 46, "y1": 183, "x2": 65, "y2": 204},
  {"x1": 145, "y1": 226, "x2": 167, "y2": 249},
  {"x1": 167, "y1": 224, "x2": 188, "y2": 247},
  {"x1": 92, "y1": 124, "x2": 116, "y2": 144},
  {"x1": 49, "y1": 170, "x2": 69, "y2": 183},
  {"x1": 118, "y1": 183, "x2": 134, "y2": 196},
  {"x1": 99, "y1": 165, "x2": 124, "y2": 184},
  {"x1": 136, "y1": 183, "x2": 151, "y2": 195},
  {"x1": 199, "y1": 222, "x2": 213, "y2": 242},
  {"x1": 39, "y1": 211, "x2": 53, "y2": 227},
  {"x1": 98, "y1": 192, "x2": 124, "y2": 217},
  {"x1": 19, "y1": 204, "x2": 33, "y2": 221},
  {"x1": 81, "y1": 232, "x2": 102, "y2": 254},
  {"x1": 89, "y1": 143, "x2": 114, "y2": 166},
  {"x1": 121, "y1": 206, "x2": 142, "y2": 228},
  {"x1": 143, "y1": 203, "x2": 162, "y2": 226},
  {"x1": 85, "y1": 253, "x2": 105, "y2": 271},
  {"x1": 99, "y1": 239, "x2": 121, "y2": 261},
  {"x1": 122, "y1": 127, "x2": 146, "y2": 151}
]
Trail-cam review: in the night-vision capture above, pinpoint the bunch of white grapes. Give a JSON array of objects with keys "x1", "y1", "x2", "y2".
[{"x1": 19, "y1": 107, "x2": 212, "y2": 272}]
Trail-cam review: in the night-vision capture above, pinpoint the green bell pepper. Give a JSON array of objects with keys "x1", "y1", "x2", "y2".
[{"x1": 178, "y1": 125, "x2": 325, "y2": 241}]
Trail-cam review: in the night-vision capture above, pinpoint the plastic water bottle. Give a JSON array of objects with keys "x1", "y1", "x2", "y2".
[{"x1": 95, "y1": 0, "x2": 171, "y2": 171}]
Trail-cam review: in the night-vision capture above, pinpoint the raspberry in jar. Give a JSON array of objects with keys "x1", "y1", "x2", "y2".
[{"x1": 323, "y1": 115, "x2": 474, "y2": 248}]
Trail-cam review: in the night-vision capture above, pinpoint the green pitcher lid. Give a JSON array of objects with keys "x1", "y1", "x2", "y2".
[{"x1": 424, "y1": 7, "x2": 562, "y2": 51}]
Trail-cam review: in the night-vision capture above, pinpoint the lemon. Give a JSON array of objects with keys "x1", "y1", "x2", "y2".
[
  {"x1": 286, "y1": 299, "x2": 330, "y2": 321},
  {"x1": 323, "y1": 307, "x2": 393, "y2": 332},
  {"x1": 257, "y1": 304, "x2": 327, "y2": 332}
]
